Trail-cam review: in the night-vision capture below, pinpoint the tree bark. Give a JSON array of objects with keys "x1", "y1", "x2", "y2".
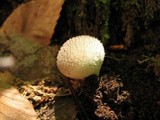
[{"x1": 52, "y1": 0, "x2": 110, "y2": 44}]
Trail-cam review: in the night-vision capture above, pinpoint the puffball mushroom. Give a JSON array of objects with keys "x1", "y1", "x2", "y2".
[{"x1": 56, "y1": 35, "x2": 105, "y2": 79}]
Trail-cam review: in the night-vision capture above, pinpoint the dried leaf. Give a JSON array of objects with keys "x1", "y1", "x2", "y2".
[
  {"x1": 0, "y1": 72, "x2": 37, "y2": 120},
  {"x1": 45, "y1": 97, "x2": 77, "y2": 120},
  {"x1": 2, "y1": 0, "x2": 64, "y2": 45},
  {"x1": 109, "y1": 44, "x2": 127, "y2": 51}
]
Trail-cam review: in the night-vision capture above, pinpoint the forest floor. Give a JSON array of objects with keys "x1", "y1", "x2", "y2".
[
  {"x1": 18, "y1": 44, "x2": 160, "y2": 120},
  {"x1": 1, "y1": 1, "x2": 160, "y2": 120}
]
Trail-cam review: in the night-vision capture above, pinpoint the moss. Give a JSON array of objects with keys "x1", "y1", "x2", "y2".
[
  {"x1": 98, "y1": 0, "x2": 108, "y2": 4},
  {"x1": 0, "y1": 71, "x2": 14, "y2": 89},
  {"x1": 95, "y1": 0, "x2": 110, "y2": 44},
  {"x1": 0, "y1": 33, "x2": 57, "y2": 80},
  {"x1": 10, "y1": 38, "x2": 57, "y2": 80},
  {"x1": 17, "y1": 55, "x2": 37, "y2": 67},
  {"x1": 8, "y1": 35, "x2": 42, "y2": 57}
]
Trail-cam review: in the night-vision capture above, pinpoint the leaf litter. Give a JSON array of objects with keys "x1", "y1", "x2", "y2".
[
  {"x1": 0, "y1": 72, "x2": 37, "y2": 120},
  {"x1": 0, "y1": 0, "x2": 78, "y2": 120}
]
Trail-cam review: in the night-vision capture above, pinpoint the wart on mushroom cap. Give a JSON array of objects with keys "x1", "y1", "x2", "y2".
[{"x1": 56, "y1": 35, "x2": 105, "y2": 80}]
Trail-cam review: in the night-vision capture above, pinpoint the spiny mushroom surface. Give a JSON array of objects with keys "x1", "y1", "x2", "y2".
[{"x1": 56, "y1": 35, "x2": 105, "y2": 79}]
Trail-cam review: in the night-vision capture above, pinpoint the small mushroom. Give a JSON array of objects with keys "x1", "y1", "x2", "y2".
[{"x1": 56, "y1": 35, "x2": 105, "y2": 80}]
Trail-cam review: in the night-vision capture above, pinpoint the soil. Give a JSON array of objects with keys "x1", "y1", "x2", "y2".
[
  {"x1": 76, "y1": 49, "x2": 160, "y2": 120},
  {"x1": 1, "y1": 1, "x2": 160, "y2": 120}
]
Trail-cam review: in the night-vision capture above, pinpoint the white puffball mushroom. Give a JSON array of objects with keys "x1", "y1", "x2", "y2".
[{"x1": 56, "y1": 35, "x2": 105, "y2": 80}]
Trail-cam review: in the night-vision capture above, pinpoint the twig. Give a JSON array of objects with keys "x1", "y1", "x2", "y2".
[{"x1": 66, "y1": 78, "x2": 90, "y2": 120}]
